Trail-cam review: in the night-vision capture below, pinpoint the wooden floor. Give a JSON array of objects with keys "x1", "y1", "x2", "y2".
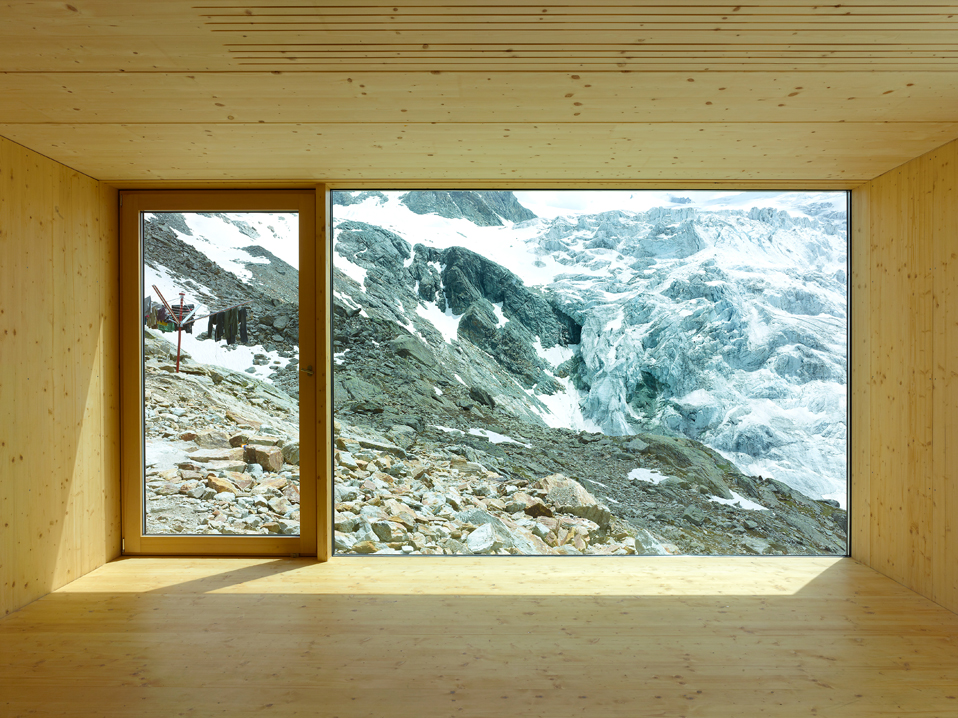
[{"x1": 1, "y1": 557, "x2": 956, "y2": 718}]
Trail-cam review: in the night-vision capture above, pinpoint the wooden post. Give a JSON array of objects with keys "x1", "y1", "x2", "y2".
[{"x1": 175, "y1": 291, "x2": 184, "y2": 373}]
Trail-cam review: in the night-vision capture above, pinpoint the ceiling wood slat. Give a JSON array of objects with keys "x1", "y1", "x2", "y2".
[{"x1": 1, "y1": 1, "x2": 956, "y2": 182}]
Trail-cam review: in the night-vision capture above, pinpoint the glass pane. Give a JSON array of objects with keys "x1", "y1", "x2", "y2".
[
  {"x1": 142, "y1": 212, "x2": 300, "y2": 536},
  {"x1": 331, "y1": 190, "x2": 848, "y2": 556}
]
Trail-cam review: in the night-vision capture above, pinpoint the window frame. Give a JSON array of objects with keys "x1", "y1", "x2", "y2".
[{"x1": 118, "y1": 189, "x2": 331, "y2": 557}]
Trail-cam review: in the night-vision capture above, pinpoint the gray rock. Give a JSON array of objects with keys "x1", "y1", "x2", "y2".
[
  {"x1": 334, "y1": 514, "x2": 361, "y2": 532},
  {"x1": 469, "y1": 386, "x2": 496, "y2": 409},
  {"x1": 682, "y1": 504, "x2": 706, "y2": 526},
  {"x1": 336, "y1": 451, "x2": 359, "y2": 469},
  {"x1": 388, "y1": 335, "x2": 437, "y2": 368},
  {"x1": 372, "y1": 520, "x2": 404, "y2": 543},
  {"x1": 334, "y1": 531, "x2": 357, "y2": 551},
  {"x1": 356, "y1": 437, "x2": 407, "y2": 458},
  {"x1": 386, "y1": 425, "x2": 417, "y2": 450},
  {"x1": 334, "y1": 484, "x2": 361, "y2": 503},
  {"x1": 268, "y1": 496, "x2": 292, "y2": 514},
  {"x1": 281, "y1": 441, "x2": 300, "y2": 465},
  {"x1": 465, "y1": 524, "x2": 501, "y2": 553},
  {"x1": 194, "y1": 430, "x2": 231, "y2": 449}
]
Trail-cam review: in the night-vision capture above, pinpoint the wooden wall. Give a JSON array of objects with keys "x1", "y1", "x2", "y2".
[
  {"x1": 852, "y1": 137, "x2": 958, "y2": 614},
  {"x1": 0, "y1": 136, "x2": 120, "y2": 616}
]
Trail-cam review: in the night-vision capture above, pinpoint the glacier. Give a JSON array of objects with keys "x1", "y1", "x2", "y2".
[{"x1": 333, "y1": 190, "x2": 848, "y2": 505}]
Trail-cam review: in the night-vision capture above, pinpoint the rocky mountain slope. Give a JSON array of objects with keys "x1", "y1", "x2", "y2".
[
  {"x1": 330, "y1": 189, "x2": 848, "y2": 554},
  {"x1": 333, "y1": 190, "x2": 848, "y2": 504}
]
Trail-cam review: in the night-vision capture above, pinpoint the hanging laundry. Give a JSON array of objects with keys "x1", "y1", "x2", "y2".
[
  {"x1": 215, "y1": 312, "x2": 225, "y2": 341},
  {"x1": 225, "y1": 307, "x2": 239, "y2": 345},
  {"x1": 170, "y1": 304, "x2": 195, "y2": 334}
]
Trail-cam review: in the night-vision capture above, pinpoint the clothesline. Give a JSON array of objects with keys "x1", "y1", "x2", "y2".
[
  {"x1": 151, "y1": 285, "x2": 251, "y2": 326},
  {"x1": 147, "y1": 284, "x2": 255, "y2": 372}
]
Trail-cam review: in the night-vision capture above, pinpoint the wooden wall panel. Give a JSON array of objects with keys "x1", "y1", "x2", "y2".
[
  {"x1": 0, "y1": 136, "x2": 120, "y2": 617},
  {"x1": 852, "y1": 136, "x2": 958, "y2": 614}
]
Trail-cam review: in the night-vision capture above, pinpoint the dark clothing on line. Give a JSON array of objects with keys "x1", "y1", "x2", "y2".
[{"x1": 215, "y1": 312, "x2": 225, "y2": 341}]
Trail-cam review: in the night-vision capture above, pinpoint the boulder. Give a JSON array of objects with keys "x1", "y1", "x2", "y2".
[
  {"x1": 682, "y1": 504, "x2": 706, "y2": 526},
  {"x1": 258, "y1": 476, "x2": 288, "y2": 491},
  {"x1": 224, "y1": 471, "x2": 255, "y2": 492},
  {"x1": 195, "y1": 430, "x2": 231, "y2": 449},
  {"x1": 204, "y1": 459, "x2": 248, "y2": 472},
  {"x1": 372, "y1": 520, "x2": 405, "y2": 543},
  {"x1": 190, "y1": 448, "x2": 244, "y2": 463},
  {"x1": 537, "y1": 474, "x2": 596, "y2": 508},
  {"x1": 247, "y1": 434, "x2": 284, "y2": 447},
  {"x1": 388, "y1": 335, "x2": 437, "y2": 368},
  {"x1": 229, "y1": 432, "x2": 252, "y2": 448},
  {"x1": 465, "y1": 524, "x2": 502, "y2": 554},
  {"x1": 268, "y1": 496, "x2": 292, "y2": 515},
  {"x1": 245, "y1": 445, "x2": 284, "y2": 472},
  {"x1": 206, "y1": 476, "x2": 239, "y2": 495},
  {"x1": 356, "y1": 436, "x2": 407, "y2": 458},
  {"x1": 535, "y1": 474, "x2": 612, "y2": 528},
  {"x1": 469, "y1": 386, "x2": 496, "y2": 409},
  {"x1": 386, "y1": 425, "x2": 417, "y2": 450}
]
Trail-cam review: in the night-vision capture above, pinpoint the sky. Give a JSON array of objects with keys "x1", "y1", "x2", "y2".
[{"x1": 512, "y1": 190, "x2": 847, "y2": 219}]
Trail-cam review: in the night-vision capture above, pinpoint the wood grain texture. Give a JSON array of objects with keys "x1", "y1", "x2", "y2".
[
  {"x1": 1, "y1": 556, "x2": 957, "y2": 717},
  {"x1": 3, "y1": 120, "x2": 957, "y2": 183},
  {"x1": 0, "y1": 136, "x2": 121, "y2": 617},
  {"x1": 851, "y1": 136, "x2": 958, "y2": 615},
  {"x1": 0, "y1": 2, "x2": 957, "y2": 183}
]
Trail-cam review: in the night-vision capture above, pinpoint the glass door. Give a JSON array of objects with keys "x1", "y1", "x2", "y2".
[{"x1": 119, "y1": 190, "x2": 324, "y2": 556}]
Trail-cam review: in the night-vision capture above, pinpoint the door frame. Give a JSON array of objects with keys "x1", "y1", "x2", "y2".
[{"x1": 118, "y1": 189, "x2": 331, "y2": 557}]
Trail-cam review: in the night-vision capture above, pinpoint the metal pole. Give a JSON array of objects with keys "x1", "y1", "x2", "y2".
[{"x1": 176, "y1": 292, "x2": 185, "y2": 373}]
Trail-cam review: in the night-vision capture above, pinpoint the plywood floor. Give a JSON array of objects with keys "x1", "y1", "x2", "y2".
[{"x1": 1, "y1": 557, "x2": 956, "y2": 717}]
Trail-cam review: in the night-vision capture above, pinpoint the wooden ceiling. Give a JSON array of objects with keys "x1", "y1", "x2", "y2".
[{"x1": 1, "y1": 1, "x2": 956, "y2": 184}]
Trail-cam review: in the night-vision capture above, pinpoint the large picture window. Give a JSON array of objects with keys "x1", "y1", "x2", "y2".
[{"x1": 331, "y1": 190, "x2": 848, "y2": 556}]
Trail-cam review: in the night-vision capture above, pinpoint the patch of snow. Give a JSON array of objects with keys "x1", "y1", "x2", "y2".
[
  {"x1": 431, "y1": 425, "x2": 464, "y2": 436},
  {"x1": 708, "y1": 491, "x2": 769, "y2": 512},
  {"x1": 175, "y1": 212, "x2": 297, "y2": 281},
  {"x1": 152, "y1": 329, "x2": 292, "y2": 383},
  {"x1": 467, "y1": 428, "x2": 532, "y2": 448},
  {"x1": 533, "y1": 339, "x2": 576, "y2": 368},
  {"x1": 416, "y1": 301, "x2": 461, "y2": 344},
  {"x1": 628, "y1": 467, "x2": 669, "y2": 485},
  {"x1": 336, "y1": 254, "x2": 368, "y2": 287},
  {"x1": 491, "y1": 302, "x2": 507, "y2": 328},
  {"x1": 530, "y1": 376, "x2": 602, "y2": 433}
]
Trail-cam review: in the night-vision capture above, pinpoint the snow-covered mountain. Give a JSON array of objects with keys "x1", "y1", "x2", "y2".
[
  {"x1": 142, "y1": 212, "x2": 301, "y2": 392},
  {"x1": 332, "y1": 190, "x2": 847, "y2": 504}
]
